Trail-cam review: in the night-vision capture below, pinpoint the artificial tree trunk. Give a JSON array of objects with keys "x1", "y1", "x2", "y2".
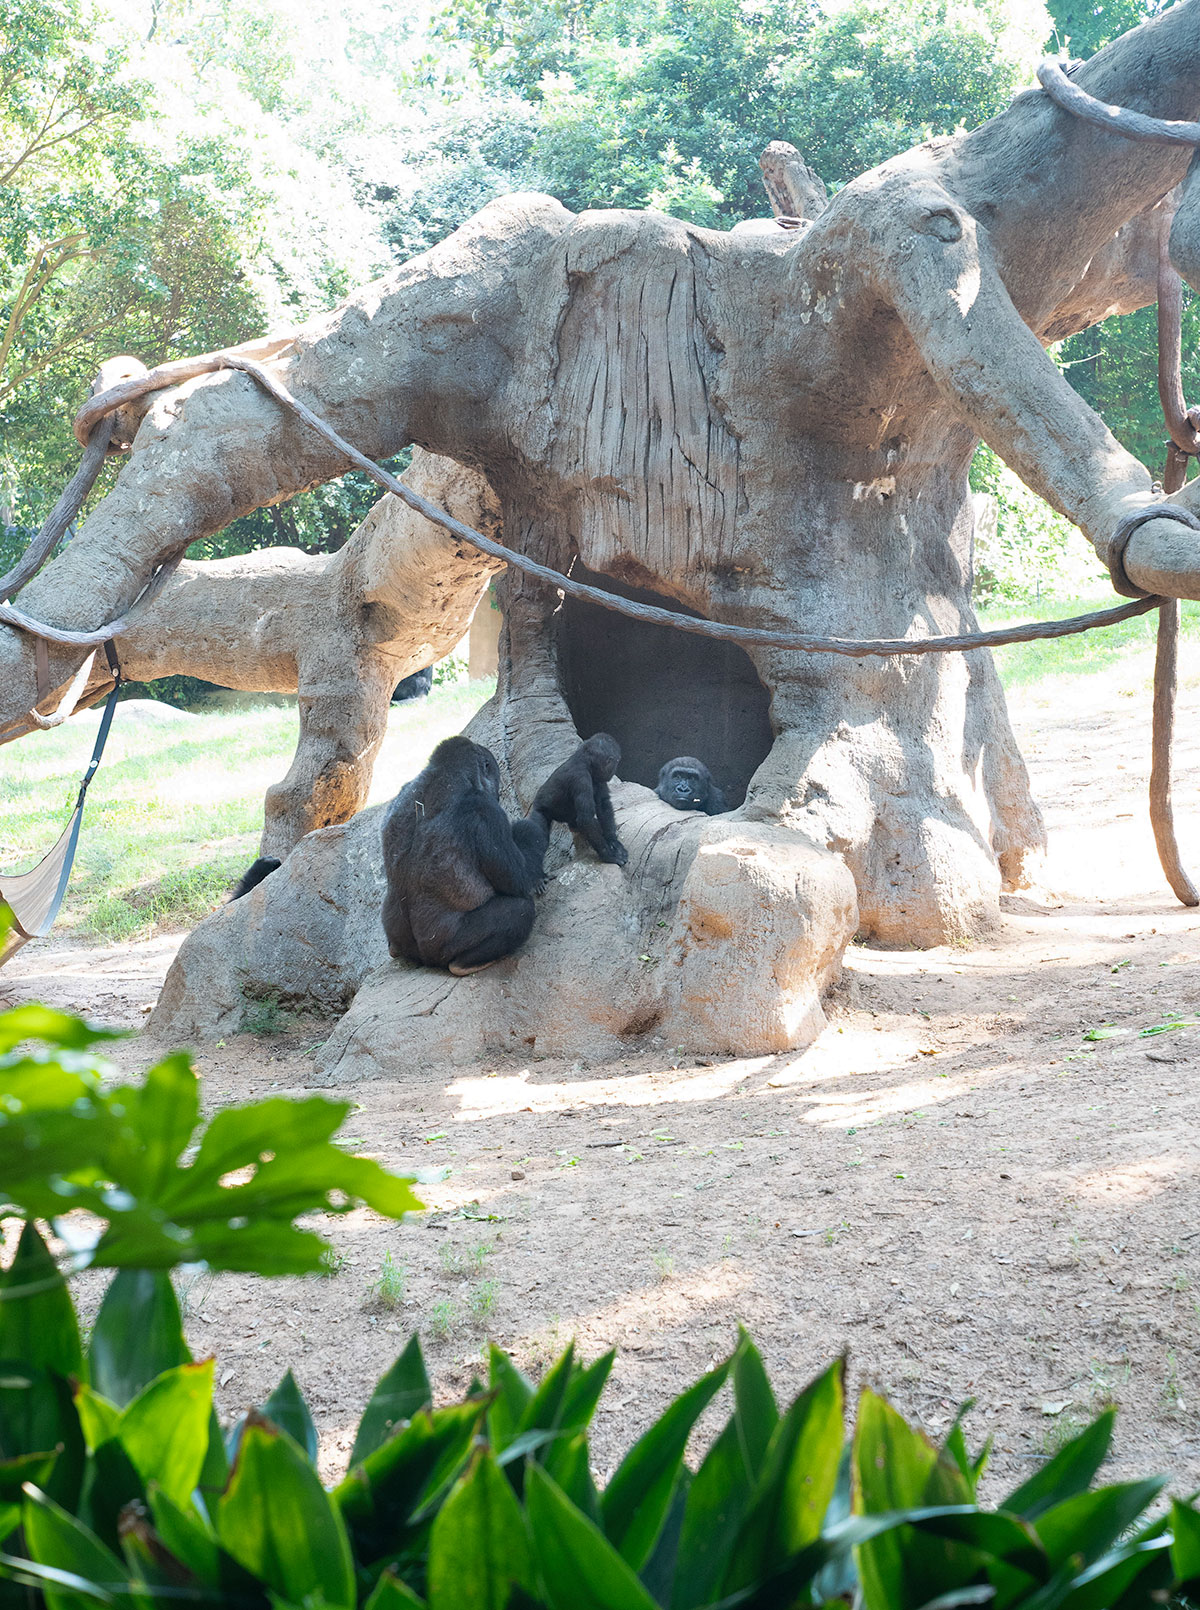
[
  {"x1": 9, "y1": 2, "x2": 1200, "y2": 1056},
  {"x1": 109, "y1": 448, "x2": 501, "y2": 856}
]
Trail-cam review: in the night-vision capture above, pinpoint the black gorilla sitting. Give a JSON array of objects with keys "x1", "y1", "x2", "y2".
[
  {"x1": 528, "y1": 733, "x2": 628, "y2": 867},
  {"x1": 655, "y1": 756, "x2": 727, "y2": 815},
  {"x1": 230, "y1": 856, "x2": 282, "y2": 900},
  {"x1": 381, "y1": 736, "x2": 548, "y2": 975}
]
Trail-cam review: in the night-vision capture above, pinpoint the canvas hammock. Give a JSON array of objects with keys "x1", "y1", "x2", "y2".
[{"x1": 0, "y1": 644, "x2": 121, "y2": 967}]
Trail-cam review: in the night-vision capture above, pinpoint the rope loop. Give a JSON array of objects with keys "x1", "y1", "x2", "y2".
[{"x1": 1107, "y1": 505, "x2": 1200, "y2": 597}]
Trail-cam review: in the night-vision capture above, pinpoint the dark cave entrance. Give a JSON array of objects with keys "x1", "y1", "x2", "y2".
[{"x1": 556, "y1": 565, "x2": 774, "y2": 809}]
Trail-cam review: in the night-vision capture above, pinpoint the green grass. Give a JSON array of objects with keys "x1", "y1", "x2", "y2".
[
  {"x1": 0, "y1": 680, "x2": 493, "y2": 942},
  {"x1": 979, "y1": 592, "x2": 1200, "y2": 689}
]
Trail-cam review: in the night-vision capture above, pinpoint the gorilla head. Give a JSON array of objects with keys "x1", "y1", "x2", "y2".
[{"x1": 655, "y1": 756, "x2": 727, "y2": 815}]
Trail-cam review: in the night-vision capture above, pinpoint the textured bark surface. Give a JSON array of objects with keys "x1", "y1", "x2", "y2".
[
  {"x1": 14, "y1": 4, "x2": 1200, "y2": 1054},
  {"x1": 110, "y1": 448, "x2": 501, "y2": 855}
]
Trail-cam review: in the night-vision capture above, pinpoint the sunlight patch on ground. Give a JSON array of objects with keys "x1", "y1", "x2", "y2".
[
  {"x1": 1071, "y1": 1154, "x2": 1190, "y2": 1203},
  {"x1": 444, "y1": 1059, "x2": 769, "y2": 1120}
]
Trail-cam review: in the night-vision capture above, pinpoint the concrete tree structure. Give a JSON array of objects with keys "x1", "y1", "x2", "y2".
[{"x1": 6, "y1": 4, "x2": 1200, "y2": 1070}]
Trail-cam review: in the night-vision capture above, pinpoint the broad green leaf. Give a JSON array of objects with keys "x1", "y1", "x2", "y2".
[
  {"x1": 0, "y1": 1450, "x2": 57, "y2": 1541},
  {"x1": 526, "y1": 1464, "x2": 661, "y2": 1610},
  {"x1": 730, "y1": 1329, "x2": 777, "y2": 1479},
  {"x1": 1034, "y1": 1480, "x2": 1166, "y2": 1573},
  {"x1": 121, "y1": 1055, "x2": 199, "y2": 1199},
  {"x1": 89, "y1": 1272, "x2": 190, "y2": 1410},
  {"x1": 0, "y1": 1004, "x2": 126, "y2": 1057},
  {"x1": 0, "y1": 1449, "x2": 57, "y2": 1502},
  {"x1": 559, "y1": 1351, "x2": 616, "y2": 1437},
  {"x1": 1172, "y1": 1498, "x2": 1200, "y2": 1584},
  {"x1": 147, "y1": 1484, "x2": 270, "y2": 1604},
  {"x1": 1002, "y1": 1412, "x2": 1114, "y2": 1522},
  {"x1": 601, "y1": 1357, "x2": 729, "y2": 1570},
  {"x1": 0, "y1": 1057, "x2": 422, "y2": 1276},
  {"x1": 74, "y1": 1388, "x2": 121, "y2": 1450},
  {"x1": 1056, "y1": 1536, "x2": 1173, "y2": 1610},
  {"x1": 364, "y1": 1568, "x2": 427, "y2": 1607},
  {"x1": 21, "y1": 1485, "x2": 136, "y2": 1610},
  {"x1": 673, "y1": 1417, "x2": 756, "y2": 1609},
  {"x1": 721, "y1": 1358, "x2": 844, "y2": 1595},
  {"x1": 0, "y1": 1364, "x2": 85, "y2": 1511},
  {"x1": 119, "y1": 1360, "x2": 215, "y2": 1507},
  {"x1": 853, "y1": 1389, "x2": 988, "y2": 1610},
  {"x1": 79, "y1": 1437, "x2": 145, "y2": 1555},
  {"x1": 218, "y1": 1418, "x2": 355, "y2": 1608},
  {"x1": 673, "y1": 1336, "x2": 783, "y2": 1609},
  {"x1": 487, "y1": 1346, "x2": 534, "y2": 1454},
  {"x1": 352, "y1": 1337, "x2": 432, "y2": 1466},
  {"x1": 544, "y1": 1431, "x2": 601, "y2": 1524},
  {"x1": 261, "y1": 1369, "x2": 319, "y2": 1464},
  {"x1": 517, "y1": 1344, "x2": 576, "y2": 1438},
  {"x1": 427, "y1": 1450, "x2": 532, "y2": 1610},
  {"x1": 0, "y1": 1222, "x2": 83, "y2": 1381},
  {"x1": 335, "y1": 1401, "x2": 486, "y2": 1567}
]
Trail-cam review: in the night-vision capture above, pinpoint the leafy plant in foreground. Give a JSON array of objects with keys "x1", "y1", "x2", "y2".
[{"x1": 2, "y1": 994, "x2": 1200, "y2": 1608}]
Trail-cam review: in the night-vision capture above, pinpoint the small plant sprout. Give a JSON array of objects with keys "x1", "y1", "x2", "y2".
[
  {"x1": 319, "y1": 1246, "x2": 346, "y2": 1278},
  {"x1": 428, "y1": 1299, "x2": 457, "y2": 1339},
  {"x1": 652, "y1": 1248, "x2": 674, "y2": 1282},
  {"x1": 367, "y1": 1250, "x2": 407, "y2": 1309},
  {"x1": 468, "y1": 1279, "x2": 499, "y2": 1323}
]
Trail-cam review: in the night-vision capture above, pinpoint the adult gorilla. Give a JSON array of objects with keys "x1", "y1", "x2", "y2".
[{"x1": 381, "y1": 736, "x2": 548, "y2": 975}]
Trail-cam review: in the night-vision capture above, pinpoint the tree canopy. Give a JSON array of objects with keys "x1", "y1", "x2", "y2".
[{"x1": 0, "y1": 0, "x2": 1187, "y2": 596}]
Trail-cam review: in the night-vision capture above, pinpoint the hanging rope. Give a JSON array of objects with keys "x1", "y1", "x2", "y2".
[{"x1": 1039, "y1": 56, "x2": 1200, "y2": 905}]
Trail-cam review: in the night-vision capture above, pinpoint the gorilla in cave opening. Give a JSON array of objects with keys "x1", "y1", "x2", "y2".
[{"x1": 556, "y1": 565, "x2": 773, "y2": 809}]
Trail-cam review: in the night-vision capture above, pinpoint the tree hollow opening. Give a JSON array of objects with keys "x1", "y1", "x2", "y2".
[{"x1": 556, "y1": 564, "x2": 774, "y2": 808}]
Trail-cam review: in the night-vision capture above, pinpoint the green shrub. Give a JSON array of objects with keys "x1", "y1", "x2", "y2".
[{"x1": 2, "y1": 979, "x2": 1200, "y2": 1609}]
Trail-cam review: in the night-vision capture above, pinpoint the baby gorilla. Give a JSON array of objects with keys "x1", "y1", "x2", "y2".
[
  {"x1": 655, "y1": 756, "x2": 727, "y2": 815},
  {"x1": 381, "y1": 736, "x2": 548, "y2": 976},
  {"x1": 528, "y1": 733, "x2": 628, "y2": 867}
]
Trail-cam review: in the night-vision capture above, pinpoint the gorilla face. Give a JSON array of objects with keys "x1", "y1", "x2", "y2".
[
  {"x1": 654, "y1": 756, "x2": 727, "y2": 815},
  {"x1": 668, "y1": 767, "x2": 705, "y2": 806}
]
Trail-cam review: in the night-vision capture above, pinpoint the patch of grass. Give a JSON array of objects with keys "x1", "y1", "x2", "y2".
[
  {"x1": 467, "y1": 1279, "x2": 498, "y2": 1323},
  {"x1": 652, "y1": 1248, "x2": 674, "y2": 1282},
  {"x1": 0, "y1": 681, "x2": 494, "y2": 940},
  {"x1": 240, "y1": 992, "x2": 291, "y2": 1037},
  {"x1": 977, "y1": 593, "x2": 1200, "y2": 690},
  {"x1": 428, "y1": 1299, "x2": 457, "y2": 1340},
  {"x1": 367, "y1": 1250, "x2": 407, "y2": 1309}
]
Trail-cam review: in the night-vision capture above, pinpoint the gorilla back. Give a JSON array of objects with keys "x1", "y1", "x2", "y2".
[{"x1": 381, "y1": 735, "x2": 548, "y2": 975}]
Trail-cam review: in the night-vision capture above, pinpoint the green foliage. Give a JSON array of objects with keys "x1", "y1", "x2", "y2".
[
  {"x1": 0, "y1": 1002, "x2": 422, "y2": 1272},
  {"x1": 969, "y1": 444, "x2": 1108, "y2": 603},
  {"x1": 2, "y1": 1259, "x2": 1197, "y2": 1609},
  {"x1": 432, "y1": 0, "x2": 1051, "y2": 225}
]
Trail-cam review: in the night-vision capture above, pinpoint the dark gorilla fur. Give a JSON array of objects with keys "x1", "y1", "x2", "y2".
[
  {"x1": 229, "y1": 856, "x2": 282, "y2": 900},
  {"x1": 655, "y1": 756, "x2": 727, "y2": 815},
  {"x1": 381, "y1": 735, "x2": 549, "y2": 975},
  {"x1": 528, "y1": 732, "x2": 628, "y2": 867},
  {"x1": 392, "y1": 666, "x2": 433, "y2": 702}
]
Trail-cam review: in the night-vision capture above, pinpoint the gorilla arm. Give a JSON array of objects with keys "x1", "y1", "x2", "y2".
[
  {"x1": 0, "y1": 193, "x2": 572, "y2": 734},
  {"x1": 472, "y1": 800, "x2": 548, "y2": 897}
]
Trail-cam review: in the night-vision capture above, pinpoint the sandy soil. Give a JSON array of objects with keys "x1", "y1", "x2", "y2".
[{"x1": 4, "y1": 648, "x2": 1199, "y2": 1502}]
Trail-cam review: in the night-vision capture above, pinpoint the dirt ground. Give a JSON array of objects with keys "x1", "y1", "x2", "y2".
[{"x1": 4, "y1": 649, "x2": 1199, "y2": 1503}]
